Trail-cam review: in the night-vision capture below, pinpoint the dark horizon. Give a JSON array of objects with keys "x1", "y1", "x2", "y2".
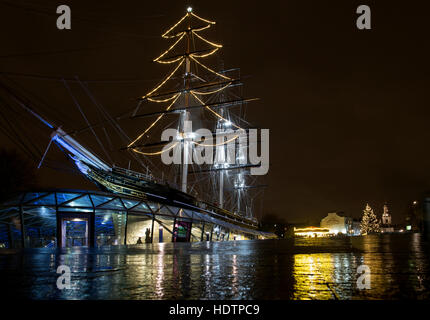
[{"x1": 1, "y1": 0, "x2": 429, "y2": 224}]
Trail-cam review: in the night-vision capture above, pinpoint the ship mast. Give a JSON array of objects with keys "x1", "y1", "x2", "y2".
[
  {"x1": 218, "y1": 117, "x2": 225, "y2": 208},
  {"x1": 180, "y1": 9, "x2": 192, "y2": 193},
  {"x1": 219, "y1": 169, "x2": 224, "y2": 208},
  {"x1": 126, "y1": 7, "x2": 262, "y2": 219}
]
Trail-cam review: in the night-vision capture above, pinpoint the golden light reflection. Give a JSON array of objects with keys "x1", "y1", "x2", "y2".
[
  {"x1": 358, "y1": 236, "x2": 391, "y2": 299},
  {"x1": 154, "y1": 243, "x2": 165, "y2": 298},
  {"x1": 293, "y1": 254, "x2": 337, "y2": 300}
]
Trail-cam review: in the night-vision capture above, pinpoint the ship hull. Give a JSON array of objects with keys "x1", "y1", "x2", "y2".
[{"x1": 86, "y1": 166, "x2": 258, "y2": 230}]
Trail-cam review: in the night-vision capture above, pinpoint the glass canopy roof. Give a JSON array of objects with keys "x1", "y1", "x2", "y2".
[{"x1": 0, "y1": 190, "x2": 274, "y2": 238}]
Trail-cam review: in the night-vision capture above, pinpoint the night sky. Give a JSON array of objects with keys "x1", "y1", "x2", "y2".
[{"x1": 0, "y1": 0, "x2": 429, "y2": 223}]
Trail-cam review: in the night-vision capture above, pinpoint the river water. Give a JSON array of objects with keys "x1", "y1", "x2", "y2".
[{"x1": 0, "y1": 233, "x2": 429, "y2": 300}]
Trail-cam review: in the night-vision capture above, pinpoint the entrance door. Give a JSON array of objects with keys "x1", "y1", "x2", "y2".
[{"x1": 59, "y1": 215, "x2": 89, "y2": 247}]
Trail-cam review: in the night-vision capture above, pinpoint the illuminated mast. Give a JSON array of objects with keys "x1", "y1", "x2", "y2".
[
  {"x1": 126, "y1": 7, "x2": 259, "y2": 217},
  {"x1": 180, "y1": 6, "x2": 193, "y2": 193}
]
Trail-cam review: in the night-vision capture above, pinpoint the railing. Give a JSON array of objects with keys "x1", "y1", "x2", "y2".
[
  {"x1": 106, "y1": 166, "x2": 257, "y2": 227},
  {"x1": 113, "y1": 166, "x2": 153, "y2": 182}
]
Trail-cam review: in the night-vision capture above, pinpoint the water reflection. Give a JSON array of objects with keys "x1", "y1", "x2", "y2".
[
  {"x1": 155, "y1": 243, "x2": 165, "y2": 298},
  {"x1": 231, "y1": 254, "x2": 238, "y2": 296},
  {"x1": 293, "y1": 254, "x2": 335, "y2": 299},
  {"x1": 0, "y1": 234, "x2": 429, "y2": 299}
]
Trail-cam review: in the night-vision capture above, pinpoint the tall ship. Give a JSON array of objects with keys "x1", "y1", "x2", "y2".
[{"x1": 0, "y1": 8, "x2": 270, "y2": 245}]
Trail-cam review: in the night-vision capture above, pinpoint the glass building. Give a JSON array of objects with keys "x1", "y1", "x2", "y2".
[{"x1": 0, "y1": 189, "x2": 274, "y2": 248}]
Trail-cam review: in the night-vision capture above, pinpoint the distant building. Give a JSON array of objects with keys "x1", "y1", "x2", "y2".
[
  {"x1": 347, "y1": 218, "x2": 361, "y2": 236},
  {"x1": 320, "y1": 212, "x2": 348, "y2": 234},
  {"x1": 381, "y1": 203, "x2": 394, "y2": 233},
  {"x1": 319, "y1": 212, "x2": 361, "y2": 236}
]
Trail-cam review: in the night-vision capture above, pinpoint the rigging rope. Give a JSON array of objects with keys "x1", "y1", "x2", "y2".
[
  {"x1": 62, "y1": 79, "x2": 114, "y2": 165},
  {"x1": 191, "y1": 30, "x2": 222, "y2": 48},
  {"x1": 0, "y1": 97, "x2": 43, "y2": 162},
  {"x1": 191, "y1": 134, "x2": 239, "y2": 147},
  {"x1": 191, "y1": 82, "x2": 232, "y2": 95},
  {"x1": 190, "y1": 12, "x2": 216, "y2": 25},
  {"x1": 77, "y1": 79, "x2": 156, "y2": 172},
  {"x1": 190, "y1": 47, "x2": 220, "y2": 58},
  {"x1": 190, "y1": 55, "x2": 231, "y2": 80},
  {"x1": 132, "y1": 141, "x2": 179, "y2": 156},
  {"x1": 154, "y1": 32, "x2": 186, "y2": 62},
  {"x1": 190, "y1": 92, "x2": 242, "y2": 130},
  {"x1": 142, "y1": 58, "x2": 185, "y2": 98},
  {"x1": 147, "y1": 93, "x2": 180, "y2": 103},
  {"x1": 128, "y1": 93, "x2": 181, "y2": 147},
  {"x1": 162, "y1": 13, "x2": 189, "y2": 38}
]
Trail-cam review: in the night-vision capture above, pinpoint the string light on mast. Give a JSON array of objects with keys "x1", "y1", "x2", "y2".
[
  {"x1": 129, "y1": 7, "x2": 241, "y2": 154},
  {"x1": 191, "y1": 92, "x2": 242, "y2": 130}
]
